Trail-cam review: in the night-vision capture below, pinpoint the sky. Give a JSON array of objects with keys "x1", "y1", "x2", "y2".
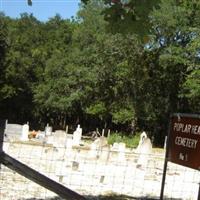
[{"x1": 0, "y1": 0, "x2": 81, "y2": 21}]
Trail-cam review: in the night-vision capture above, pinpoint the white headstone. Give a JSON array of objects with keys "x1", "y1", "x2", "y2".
[
  {"x1": 35, "y1": 131, "x2": 45, "y2": 141},
  {"x1": 21, "y1": 124, "x2": 29, "y2": 141},
  {"x1": 4, "y1": 123, "x2": 23, "y2": 140},
  {"x1": 45, "y1": 124, "x2": 52, "y2": 136},
  {"x1": 136, "y1": 132, "x2": 152, "y2": 168},
  {"x1": 93, "y1": 136, "x2": 108, "y2": 148},
  {"x1": 89, "y1": 137, "x2": 108, "y2": 159},
  {"x1": 136, "y1": 131, "x2": 148, "y2": 153},
  {"x1": 53, "y1": 130, "x2": 67, "y2": 148},
  {"x1": 73, "y1": 124, "x2": 82, "y2": 146}
]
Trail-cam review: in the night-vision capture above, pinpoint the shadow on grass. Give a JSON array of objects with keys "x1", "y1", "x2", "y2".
[{"x1": 23, "y1": 194, "x2": 183, "y2": 200}]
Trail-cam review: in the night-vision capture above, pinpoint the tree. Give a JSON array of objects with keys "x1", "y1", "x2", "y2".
[
  {"x1": 2, "y1": 0, "x2": 199, "y2": 146},
  {"x1": 33, "y1": 15, "x2": 76, "y2": 127},
  {"x1": 82, "y1": 0, "x2": 160, "y2": 38},
  {"x1": 0, "y1": 13, "x2": 44, "y2": 122},
  {"x1": 142, "y1": 0, "x2": 200, "y2": 144},
  {"x1": 0, "y1": 13, "x2": 8, "y2": 99}
]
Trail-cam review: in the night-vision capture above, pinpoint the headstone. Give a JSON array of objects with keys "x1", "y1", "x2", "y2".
[
  {"x1": 35, "y1": 131, "x2": 45, "y2": 141},
  {"x1": 136, "y1": 131, "x2": 152, "y2": 168},
  {"x1": 45, "y1": 124, "x2": 52, "y2": 136},
  {"x1": 93, "y1": 136, "x2": 108, "y2": 148},
  {"x1": 4, "y1": 123, "x2": 23, "y2": 140},
  {"x1": 136, "y1": 131, "x2": 147, "y2": 153},
  {"x1": 110, "y1": 142, "x2": 126, "y2": 161},
  {"x1": 89, "y1": 136, "x2": 108, "y2": 159},
  {"x1": 66, "y1": 137, "x2": 73, "y2": 150},
  {"x1": 21, "y1": 124, "x2": 29, "y2": 141},
  {"x1": 53, "y1": 130, "x2": 67, "y2": 148},
  {"x1": 72, "y1": 124, "x2": 82, "y2": 146}
]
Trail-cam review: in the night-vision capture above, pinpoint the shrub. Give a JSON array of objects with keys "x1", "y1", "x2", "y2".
[{"x1": 108, "y1": 132, "x2": 140, "y2": 148}]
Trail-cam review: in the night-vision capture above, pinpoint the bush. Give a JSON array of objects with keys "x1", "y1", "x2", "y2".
[{"x1": 107, "y1": 132, "x2": 140, "y2": 149}]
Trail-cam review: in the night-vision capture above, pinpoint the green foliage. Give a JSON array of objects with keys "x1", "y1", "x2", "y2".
[
  {"x1": 86, "y1": 102, "x2": 107, "y2": 120},
  {"x1": 0, "y1": 13, "x2": 8, "y2": 101},
  {"x1": 184, "y1": 70, "x2": 200, "y2": 98},
  {"x1": 111, "y1": 105, "x2": 135, "y2": 124},
  {"x1": 1, "y1": 0, "x2": 200, "y2": 145},
  {"x1": 182, "y1": 69, "x2": 200, "y2": 111},
  {"x1": 81, "y1": 0, "x2": 160, "y2": 39},
  {"x1": 108, "y1": 132, "x2": 140, "y2": 148}
]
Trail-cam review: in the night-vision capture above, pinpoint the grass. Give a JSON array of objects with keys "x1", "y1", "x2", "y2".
[{"x1": 107, "y1": 132, "x2": 140, "y2": 149}]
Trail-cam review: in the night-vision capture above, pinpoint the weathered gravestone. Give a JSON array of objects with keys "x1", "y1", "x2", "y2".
[
  {"x1": 21, "y1": 124, "x2": 29, "y2": 141},
  {"x1": 4, "y1": 123, "x2": 22, "y2": 140},
  {"x1": 110, "y1": 142, "x2": 126, "y2": 162},
  {"x1": 4, "y1": 122, "x2": 29, "y2": 141},
  {"x1": 73, "y1": 125, "x2": 82, "y2": 146},
  {"x1": 45, "y1": 124, "x2": 52, "y2": 136},
  {"x1": 89, "y1": 136, "x2": 108, "y2": 159},
  {"x1": 136, "y1": 131, "x2": 152, "y2": 169},
  {"x1": 53, "y1": 130, "x2": 67, "y2": 148}
]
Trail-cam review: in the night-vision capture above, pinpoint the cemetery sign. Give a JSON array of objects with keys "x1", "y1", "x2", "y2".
[{"x1": 168, "y1": 113, "x2": 200, "y2": 170}]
